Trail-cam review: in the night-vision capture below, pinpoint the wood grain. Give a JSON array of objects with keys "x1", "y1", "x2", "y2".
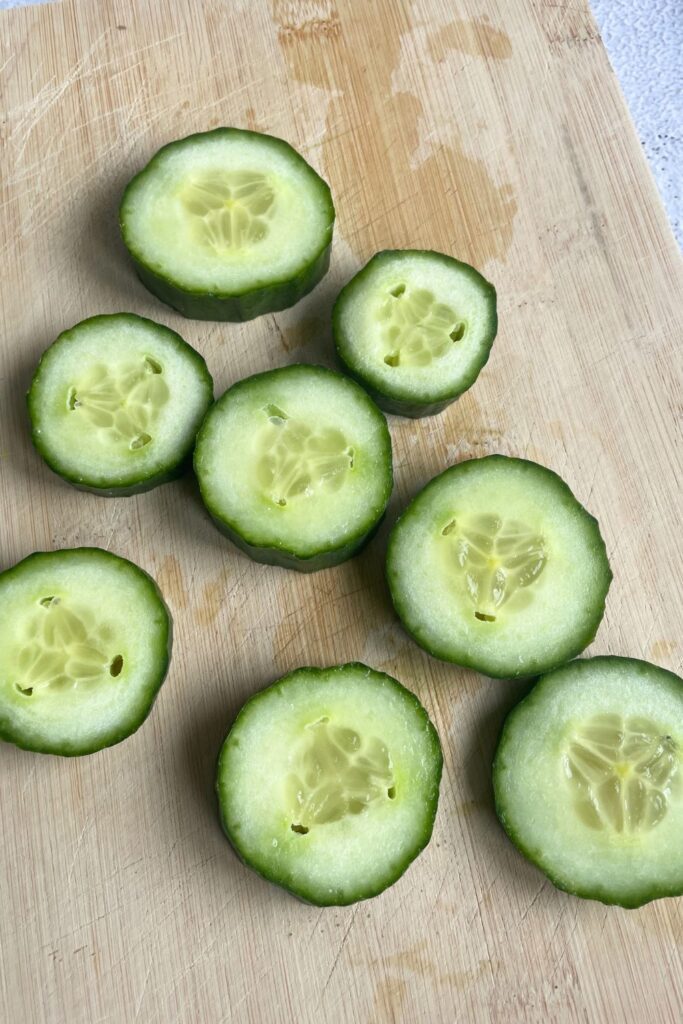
[{"x1": 1, "y1": 1, "x2": 681, "y2": 1021}]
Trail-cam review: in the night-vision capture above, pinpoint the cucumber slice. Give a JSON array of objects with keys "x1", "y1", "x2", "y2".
[
  {"x1": 216, "y1": 662, "x2": 442, "y2": 905},
  {"x1": 194, "y1": 364, "x2": 393, "y2": 571},
  {"x1": 387, "y1": 456, "x2": 611, "y2": 678},
  {"x1": 0, "y1": 548, "x2": 171, "y2": 756},
  {"x1": 493, "y1": 657, "x2": 683, "y2": 907},
  {"x1": 28, "y1": 313, "x2": 213, "y2": 496},
  {"x1": 333, "y1": 250, "x2": 497, "y2": 417},
  {"x1": 120, "y1": 128, "x2": 335, "y2": 321}
]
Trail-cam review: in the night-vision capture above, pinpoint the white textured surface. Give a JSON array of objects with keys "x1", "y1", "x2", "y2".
[
  {"x1": 591, "y1": 0, "x2": 681, "y2": 245},
  {"x1": 0, "y1": 0, "x2": 680, "y2": 244}
]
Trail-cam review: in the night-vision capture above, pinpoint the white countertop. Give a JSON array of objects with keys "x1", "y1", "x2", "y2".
[{"x1": 591, "y1": 0, "x2": 681, "y2": 246}]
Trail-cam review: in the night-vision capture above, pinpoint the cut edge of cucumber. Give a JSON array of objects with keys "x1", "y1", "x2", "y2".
[
  {"x1": 0, "y1": 547, "x2": 172, "y2": 756},
  {"x1": 386, "y1": 455, "x2": 612, "y2": 678},
  {"x1": 27, "y1": 312, "x2": 214, "y2": 496},
  {"x1": 333, "y1": 250, "x2": 498, "y2": 417},
  {"x1": 493, "y1": 656, "x2": 683, "y2": 908},
  {"x1": 216, "y1": 662, "x2": 443, "y2": 906},
  {"x1": 119, "y1": 128, "x2": 335, "y2": 322}
]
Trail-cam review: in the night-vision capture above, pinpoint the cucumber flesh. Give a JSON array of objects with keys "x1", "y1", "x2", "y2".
[
  {"x1": 493, "y1": 657, "x2": 683, "y2": 907},
  {"x1": 387, "y1": 456, "x2": 612, "y2": 678},
  {"x1": 194, "y1": 365, "x2": 393, "y2": 571},
  {"x1": 333, "y1": 250, "x2": 497, "y2": 417},
  {"x1": 0, "y1": 548, "x2": 171, "y2": 756},
  {"x1": 216, "y1": 663, "x2": 442, "y2": 905},
  {"x1": 28, "y1": 313, "x2": 213, "y2": 496},
  {"x1": 120, "y1": 128, "x2": 335, "y2": 321}
]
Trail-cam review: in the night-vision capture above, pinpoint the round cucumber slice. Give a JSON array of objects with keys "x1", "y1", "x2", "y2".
[
  {"x1": 120, "y1": 128, "x2": 335, "y2": 321},
  {"x1": 216, "y1": 662, "x2": 443, "y2": 906},
  {"x1": 194, "y1": 364, "x2": 393, "y2": 571},
  {"x1": 28, "y1": 313, "x2": 213, "y2": 496},
  {"x1": 0, "y1": 548, "x2": 171, "y2": 756},
  {"x1": 333, "y1": 250, "x2": 497, "y2": 417},
  {"x1": 387, "y1": 456, "x2": 612, "y2": 678},
  {"x1": 493, "y1": 657, "x2": 683, "y2": 907}
]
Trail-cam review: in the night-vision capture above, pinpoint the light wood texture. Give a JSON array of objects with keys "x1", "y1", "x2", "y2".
[{"x1": 1, "y1": 1, "x2": 681, "y2": 1021}]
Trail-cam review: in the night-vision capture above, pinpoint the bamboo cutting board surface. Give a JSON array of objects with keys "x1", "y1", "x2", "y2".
[{"x1": 1, "y1": 1, "x2": 682, "y2": 1021}]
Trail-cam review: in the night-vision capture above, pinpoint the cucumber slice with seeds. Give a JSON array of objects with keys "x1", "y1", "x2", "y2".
[
  {"x1": 194, "y1": 365, "x2": 393, "y2": 571},
  {"x1": 0, "y1": 548, "x2": 171, "y2": 756},
  {"x1": 28, "y1": 313, "x2": 213, "y2": 496},
  {"x1": 120, "y1": 128, "x2": 335, "y2": 321},
  {"x1": 216, "y1": 663, "x2": 442, "y2": 905},
  {"x1": 387, "y1": 456, "x2": 611, "y2": 678},
  {"x1": 333, "y1": 250, "x2": 497, "y2": 417},
  {"x1": 494, "y1": 657, "x2": 683, "y2": 907}
]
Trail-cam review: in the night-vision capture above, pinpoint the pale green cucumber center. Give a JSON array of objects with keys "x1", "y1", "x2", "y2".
[
  {"x1": 564, "y1": 714, "x2": 680, "y2": 834},
  {"x1": 67, "y1": 356, "x2": 169, "y2": 451},
  {"x1": 376, "y1": 282, "x2": 466, "y2": 368},
  {"x1": 286, "y1": 717, "x2": 396, "y2": 833},
  {"x1": 439, "y1": 513, "x2": 547, "y2": 621},
  {"x1": 12, "y1": 596, "x2": 123, "y2": 697},
  {"x1": 255, "y1": 404, "x2": 355, "y2": 507},
  {"x1": 179, "y1": 170, "x2": 276, "y2": 254}
]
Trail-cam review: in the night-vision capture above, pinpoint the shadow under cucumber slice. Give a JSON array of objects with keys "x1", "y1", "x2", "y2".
[
  {"x1": 194, "y1": 364, "x2": 393, "y2": 571},
  {"x1": 493, "y1": 656, "x2": 683, "y2": 907},
  {"x1": 216, "y1": 662, "x2": 443, "y2": 905},
  {"x1": 0, "y1": 547, "x2": 172, "y2": 756}
]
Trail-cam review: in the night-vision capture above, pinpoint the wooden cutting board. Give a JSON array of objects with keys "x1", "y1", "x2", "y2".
[{"x1": 1, "y1": 1, "x2": 681, "y2": 1021}]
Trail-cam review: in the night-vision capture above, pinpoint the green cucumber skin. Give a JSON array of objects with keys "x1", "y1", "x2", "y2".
[
  {"x1": 37, "y1": 459, "x2": 186, "y2": 499},
  {"x1": 333, "y1": 356, "x2": 460, "y2": 419},
  {"x1": 493, "y1": 657, "x2": 683, "y2": 908},
  {"x1": 0, "y1": 548, "x2": 172, "y2": 757},
  {"x1": 216, "y1": 662, "x2": 443, "y2": 906},
  {"x1": 205, "y1": 508, "x2": 385, "y2": 573},
  {"x1": 120, "y1": 127, "x2": 335, "y2": 322},
  {"x1": 333, "y1": 250, "x2": 497, "y2": 418},
  {"x1": 386, "y1": 456, "x2": 612, "y2": 679},
  {"x1": 27, "y1": 312, "x2": 214, "y2": 496},
  {"x1": 194, "y1": 364, "x2": 393, "y2": 573},
  {"x1": 131, "y1": 244, "x2": 331, "y2": 323}
]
